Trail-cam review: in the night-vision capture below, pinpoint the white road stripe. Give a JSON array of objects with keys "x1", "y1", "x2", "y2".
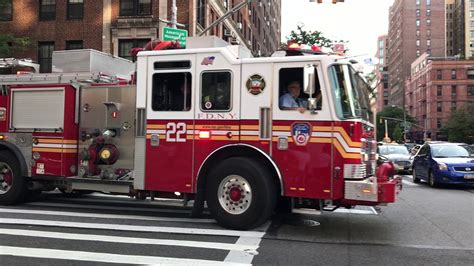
[
  {"x1": 25, "y1": 202, "x2": 195, "y2": 214},
  {"x1": 0, "y1": 208, "x2": 215, "y2": 224},
  {"x1": 402, "y1": 179, "x2": 418, "y2": 186},
  {"x1": 38, "y1": 196, "x2": 194, "y2": 209},
  {"x1": 0, "y1": 229, "x2": 257, "y2": 252},
  {"x1": 0, "y1": 219, "x2": 266, "y2": 238},
  {"x1": 0, "y1": 246, "x2": 249, "y2": 266},
  {"x1": 224, "y1": 222, "x2": 270, "y2": 264}
]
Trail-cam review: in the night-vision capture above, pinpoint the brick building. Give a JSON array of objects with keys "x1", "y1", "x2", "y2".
[
  {"x1": 0, "y1": 0, "x2": 281, "y2": 73},
  {"x1": 387, "y1": 0, "x2": 446, "y2": 107},
  {"x1": 405, "y1": 53, "x2": 474, "y2": 141},
  {"x1": 375, "y1": 34, "x2": 389, "y2": 111}
]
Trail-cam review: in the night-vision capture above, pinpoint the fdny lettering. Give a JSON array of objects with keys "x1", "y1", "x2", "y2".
[
  {"x1": 197, "y1": 113, "x2": 238, "y2": 120},
  {"x1": 201, "y1": 56, "x2": 216, "y2": 65}
]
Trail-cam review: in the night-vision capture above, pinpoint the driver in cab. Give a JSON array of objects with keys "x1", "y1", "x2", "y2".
[{"x1": 279, "y1": 81, "x2": 307, "y2": 113}]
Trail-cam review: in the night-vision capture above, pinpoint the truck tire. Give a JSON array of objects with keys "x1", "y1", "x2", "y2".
[
  {"x1": 206, "y1": 157, "x2": 277, "y2": 230},
  {"x1": 0, "y1": 151, "x2": 27, "y2": 205}
]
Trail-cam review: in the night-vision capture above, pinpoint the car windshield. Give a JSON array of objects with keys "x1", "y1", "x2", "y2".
[
  {"x1": 378, "y1": 146, "x2": 409, "y2": 155},
  {"x1": 328, "y1": 64, "x2": 372, "y2": 121},
  {"x1": 431, "y1": 145, "x2": 473, "y2": 158}
]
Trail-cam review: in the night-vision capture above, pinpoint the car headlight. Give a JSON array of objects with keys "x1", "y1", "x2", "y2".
[{"x1": 438, "y1": 162, "x2": 448, "y2": 171}]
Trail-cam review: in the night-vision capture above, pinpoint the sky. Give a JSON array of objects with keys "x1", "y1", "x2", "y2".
[{"x1": 281, "y1": 0, "x2": 394, "y2": 60}]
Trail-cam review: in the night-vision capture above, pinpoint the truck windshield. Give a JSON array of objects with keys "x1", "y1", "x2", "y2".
[{"x1": 328, "y1": 64, "x2": 372, "y2": 121}]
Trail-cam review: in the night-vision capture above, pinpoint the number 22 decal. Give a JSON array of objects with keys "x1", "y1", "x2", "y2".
[{"x1": 166, "y1": 122, "x2": 187, "y2": 142}]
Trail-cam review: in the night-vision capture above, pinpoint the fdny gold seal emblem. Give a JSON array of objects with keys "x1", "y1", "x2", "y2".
[{"x1": 246, "y1": 74, "x2": 266, "y2": 95}]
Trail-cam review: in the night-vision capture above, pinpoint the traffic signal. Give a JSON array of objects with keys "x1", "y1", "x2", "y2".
[{"x1": 312, "y1": 0, "x2": 344, "y2": 3}]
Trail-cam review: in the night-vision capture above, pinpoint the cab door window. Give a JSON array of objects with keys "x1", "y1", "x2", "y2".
[
  {"x1": 278, "y1": 67, "x2": 322, "y2": 111},
  {"x1": 152, "y1": 72, "x2": 192, "y2": 111},
  {"x1": 200, "y1": 71, "x2": 232, "y2": 111}
]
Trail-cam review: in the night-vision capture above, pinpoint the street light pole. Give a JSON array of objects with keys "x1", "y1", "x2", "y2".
[{"x1": 171, "y1": 0, "x2": 177, "y2": 29}]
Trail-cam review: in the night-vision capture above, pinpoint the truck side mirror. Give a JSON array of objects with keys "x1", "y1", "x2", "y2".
[{"x1": 303, "y1": 65, "x2": 315, "y2": 95}]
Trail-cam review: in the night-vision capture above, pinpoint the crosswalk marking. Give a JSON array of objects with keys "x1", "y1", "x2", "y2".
[
  {"x1": 25, "y1": 201, "x2": 193, "y2": 214},
  {"x1": 0, "y1": 218, "x2": 266, "y2": 238},
  {"x1": 0, "y1": 208, "x2": 215, "y2": 224},
  {"x1": 0, "y1": 228, "x2": 257, "y2": 252},
  {"x1": 224, "y1": 222, "x2": 270, "y2": 264},
  {"x1": 0, "y1": 246, "x2": 250, "y2": 266}
]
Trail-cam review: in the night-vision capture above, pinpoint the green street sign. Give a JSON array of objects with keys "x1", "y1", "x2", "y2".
[{"x1": 162, "y1": 27, "x2": 188, "y2": 47}]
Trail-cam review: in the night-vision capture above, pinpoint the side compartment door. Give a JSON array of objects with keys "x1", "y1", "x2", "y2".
[{"x1": 145, "y1": 56, "x2": 196, "y2": 193}]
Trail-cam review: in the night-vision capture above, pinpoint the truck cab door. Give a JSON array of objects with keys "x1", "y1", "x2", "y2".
[
  {"x1": 144, "y1": 55, "x2": 196, "y2": 193},
  {"x1": 271, "y1": 62, "x2": 336, "y2": 199}
]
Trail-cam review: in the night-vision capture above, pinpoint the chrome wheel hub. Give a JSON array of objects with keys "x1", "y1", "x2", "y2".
[
  {"x1": 218, "y1": 175, "x2": 252, "y2": 215},
  {"x1": 0, "y1": 163, "x2": 13, "y2": 195}
]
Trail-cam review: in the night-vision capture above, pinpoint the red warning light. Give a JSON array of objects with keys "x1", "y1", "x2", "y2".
[{"x1": 111, "y1": 111, "x2": 118, "y2": 118}]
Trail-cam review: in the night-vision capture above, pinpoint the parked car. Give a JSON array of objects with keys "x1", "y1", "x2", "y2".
[
  {"x1": 412, "y1": 142, "x2": 474, "y2": 187},
  {"x1": 378, "y1": 144, "x2": 413, "y2": 173}
]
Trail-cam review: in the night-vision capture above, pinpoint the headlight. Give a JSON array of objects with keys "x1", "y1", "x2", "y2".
[{"x1": 438, "y1": 163, "x2": 448, "y2": 171}]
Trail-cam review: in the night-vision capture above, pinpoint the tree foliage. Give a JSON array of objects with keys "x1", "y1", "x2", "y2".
[
  {"x1": 286, "y1": 25, "x2": 347, "y2": 50},
  {"x1": 442, "y1": 104, "x2": 474, "y2": 144},
  {"x1": 0, "y1": 34, "x2": 31, "y2": 58},
  {"x1": 376, "y1": 106, "x2": 416, "y2": 142}
]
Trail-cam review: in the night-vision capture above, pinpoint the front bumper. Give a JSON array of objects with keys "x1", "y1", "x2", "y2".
[
  {"x1": 343, "y1": 175, "x2": 402, "y2": 205},
  {"x1": 433, "y1": 170, "x2": 474, "y2": 185}
]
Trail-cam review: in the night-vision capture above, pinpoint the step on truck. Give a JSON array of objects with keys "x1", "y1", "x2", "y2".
[{"x1": 0, "y1": 37, "x2": 402, "y2": 230}]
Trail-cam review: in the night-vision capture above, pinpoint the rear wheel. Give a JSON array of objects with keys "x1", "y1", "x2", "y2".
[
  {"x1": 412, "y1": 168, "x2": 421, "y2": 183},
  {"x1": 206, "y1": 157, "x2": 277, "y2": 230},
  {"x1": 428, "y1": 171, "x2": 438, "y2": 188},
  {"x1": 0, "y1": 151, "x2": 27, "y2": 205}
]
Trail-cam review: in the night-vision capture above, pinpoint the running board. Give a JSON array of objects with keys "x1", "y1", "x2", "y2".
[{"x1": 68, "y1": 177, "x2": 132, "y2": 194}]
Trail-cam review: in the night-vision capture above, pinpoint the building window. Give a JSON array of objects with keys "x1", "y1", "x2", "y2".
[
  {"x1": 467, "y1": 69, "x2": 474, "y2": 79},
  {"x1": 416, "y1": 19, "x2": 420, "y2": 27},
  {"x1": 437, "y1": 119, "x2": 442, "y2": 129},
  {"x1": 67, "y1": 0, "x2": 84, "y2": 19},
  {"x1": 201, "y1": 72, "x2": 232, "y2": 111},
  {"x1": 427, "y1": 49, "x2": 431, "y2": 55},
  {"x1": 427, "y1": 39, "x2": 431, "y2": 46},
  {"x1": 118, "y1": 39, "x2": 150, "y2": 61},
  {"x1": 426, "y1": 9, "x2": 431, "y2": 16},
  {"x1": 120, "y1": 0, "x2": 151, "y2": 16},
  {"x1": 65, "y1": 40, "x2": 83, "y2": 50},
  {"x1": 416, "y1": 0, "x2": 420, "y2": 5},
  {"x1": 40, "y1": 0, "x2": 56, "y2": 21},
  {"x1": 416, "y1": 9, "x2": 420, "y2": 17},
  {"x1": 470, "y1": 11, "x2": 474, "y2": 17},
  {"x1": 38, "y1": 42, "x2": 54, "y2": 73},
  {"x1": 471, "y1": 0, "x2": 474, "y2": 8},
  {"x1": 437, "y1": 85, "x2": 442, "y2": 96},
  {"x1": 437, "y1": 69, "x2": 442, "y2": 79},
  {"x1": 468, "y1": 85, "x2": 474, "y2": 96},
  {"x1": 451, "y1": 85, "x2": 456, "y2": 96},
  {"x1": 427, "y1": 19, "x2": 431, "y2": 26},
  {"x1": 0, "y1": 0, "x2": 12, "y2": 21},
  {"x1": 437, "y1": 102, "x2": 442, "y2": 112},
  {"x1": 197, "y1": 0, "x2": 206, "y2": 27},
  {"x1": 427, "y1": 0, "x2": 431, "y2": 6},
  {"x1": 470, "y1": 21, "x2": 474, "y2": 28},
  {"x1": 451, "y1": 69, "x2": 456, "y2": 79},
  {"x1": 416, "y1": 30, "x2": 420, "y2": 37},
  {"x1": 427, "y1": 29, "x2": 431, "y2": 36},
  {"x1": 451, "y1": 101, "x2": 457, "y2": 111},
  {"x1": 152, "y1": 72, "x2": 192, "y2": 112},
  {"x1": 416, "y1": 50, "x2": 421, "y2": 57},
  {"x1": 416, "y1": 39, "x2": 420, "y2": 47}
]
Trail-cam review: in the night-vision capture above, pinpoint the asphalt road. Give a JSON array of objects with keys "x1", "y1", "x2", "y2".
[{"x1": 0, "y1": 175, "x2": 473, "y2": 265}]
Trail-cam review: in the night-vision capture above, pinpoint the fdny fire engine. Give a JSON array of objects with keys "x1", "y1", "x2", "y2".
[{"x1": 0, "y1": 37, "x2": 401, "y2": 229}]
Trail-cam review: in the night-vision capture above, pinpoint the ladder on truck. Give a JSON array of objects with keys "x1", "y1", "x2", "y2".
[{"x1": 0, "y1": 72, "x2": 120, "y2": 86}]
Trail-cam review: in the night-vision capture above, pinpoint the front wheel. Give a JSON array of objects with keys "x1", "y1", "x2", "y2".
[
  {"x1": 206, "y1": 157, "x2": 277, "y2": 230},
  {"x1": 428, "y1": 171, "x2": 438, "y2": 188},
  {"x1": 412, "y1": 168, "x2": 421, "y2": 183},
  {"x1": 0, "y1": 151, "x2": 27, "y2": 205}
]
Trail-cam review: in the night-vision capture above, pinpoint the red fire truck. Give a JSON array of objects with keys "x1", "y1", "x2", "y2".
[{"x1": 0, "y1": 37, "x2": 401, "y2": 230}]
